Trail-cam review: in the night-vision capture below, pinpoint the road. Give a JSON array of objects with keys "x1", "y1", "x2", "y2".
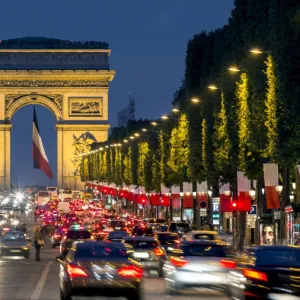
[{"x1": 0, "y1": 210, "x2": 230, "y2": 300}]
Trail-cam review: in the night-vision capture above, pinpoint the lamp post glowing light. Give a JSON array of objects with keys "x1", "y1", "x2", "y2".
[
  {"x1": 191, "y1": 98, "x2": 200, "y2": 103},
  {"x1": 129, "y1": 136, "x2": 135, "y2": 140},
  {"x1": 151, "y1": 121, "x2": 158, "y2": 126},
  {"x1": 141, "y1": 128, "x2": 148, "y2": 132},
  {"x1": 249, "y1": 48, "x2": 263, "y2": 55},
  {"x1": 134, "y1": 133, "x2": 140, "y2": 137},
  {"x1": 228, "y1": 66, "x2": 240, "y2": 73},
  {"x1": 123, "y1": 139, "x2": 128, "y2": 143},
  {"x1": 161, "y1": 115, "x2": 169, "y2": 120},
  {"x1": 208, "y1": 85, "x2": 219, "y2": 90},
  {"x1": 172, "y1": 107, "x2": 180, "y2": 113}
]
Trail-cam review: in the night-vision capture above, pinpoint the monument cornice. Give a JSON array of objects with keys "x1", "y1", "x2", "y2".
[
  {"x1": 0, "y1": 70, "x2": 115, "y2": 87},
  {"x1": 56, "y1": 124, "x2": 110, "y2": 131}
]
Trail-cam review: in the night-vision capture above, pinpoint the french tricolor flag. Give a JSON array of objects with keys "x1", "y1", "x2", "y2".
[{"x1": 32, "y1": 107, "x2": 53, "y2": 179}]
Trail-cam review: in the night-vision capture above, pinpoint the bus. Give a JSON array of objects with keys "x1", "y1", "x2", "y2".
[
  {"x1": 36, "y1": 191, "x2": 51, "y2": 206},
  {"x1": 46, "y1": 187, "x2": 58, "y2": 197}
]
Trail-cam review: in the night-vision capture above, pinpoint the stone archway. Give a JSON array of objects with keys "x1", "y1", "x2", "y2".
[{"x1": 0, "y1": 37, "x2": 115, "y2": 190}]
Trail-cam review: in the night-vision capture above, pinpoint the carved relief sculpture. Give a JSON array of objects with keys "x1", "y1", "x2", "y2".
[
  {"x1": 71, "y1": 132, "x2": 97, "y2": 172},
  {"x1": 69, "y1": 97, "x2": 102, "y2": 116}
]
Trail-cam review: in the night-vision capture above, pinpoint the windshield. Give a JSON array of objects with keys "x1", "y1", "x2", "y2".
[
  {"x1": 63, "y1": 190, "x2": 72, "y2": 195},
  {"x1": 157, "y1": 234, "x2": 178, "y2": 242},
  {"x1": 180, "y1": 244, "x2": 225, "y2": 257},
  {"x1": 125, "y1": 240, "x2": 158, "y2": 249},
  {"x1": 108, "y1": 231, "x2": 129, "y2": 240},
  {"x1": 193, "y1": 234, "x2": 217, "y2": 240},
  {"x1": 111, "y1": 221, "x2": 125, "y2": 227},
  {"x1": 66, "y1": 230, "x2": 91, "y2": 240},
  {"x1": 3, "y1": 232, "x2": 26, "y2": 241},
  {"x1": 47, "y1": 188, "x2": 57, "y2": 191},
  {"x1": 133, "y1": 227, "x2": 153, "y2": 236},
  {"x1": 75, "y1": 244, "x2": 128, "y2": 260},
  {"x1": 38, "y1": 192, "x2": 49, "y2": 197},
  {"x1": 256, "y1": 249, "x2": 300, "y2": 267}
]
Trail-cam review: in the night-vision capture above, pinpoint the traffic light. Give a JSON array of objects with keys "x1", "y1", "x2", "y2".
[{"x1": 232, "y1": 201, "x2": 237, "y2": 210}]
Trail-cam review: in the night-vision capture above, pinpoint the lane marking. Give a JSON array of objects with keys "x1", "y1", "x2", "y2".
[{"x1": 30, "y1": 261, "x2": 53, "y2": 300}]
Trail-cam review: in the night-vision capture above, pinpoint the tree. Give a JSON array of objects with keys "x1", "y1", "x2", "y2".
[
  {"x1": 213, "y1": 91, "x2": 232, "y2": 179},
  {"x1": 137, "y1": 141, "x2": 150, "y2": 187},
  {"x1": 202, "y1": 118, "x2": 208, "y2": 177},
  {"x1": 236, "y1": 72, "x2": 251, "y2": 171},
  {"x1": 114, "y1": 147, "x2": 122, "y2": 186},
  {"x1": 264, "y1": 54, "x2": 278, "y2": 160},
  {"x1": 123, "y1": 146, "x2": 133, "y2": 186},
  {"x1": 167, "y1": 114, "x2": 190, "y2": 184}
]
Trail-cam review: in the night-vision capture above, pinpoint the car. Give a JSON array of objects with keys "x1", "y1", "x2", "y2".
[
  {"x1": 59, "y1": 241, "x2": 143, "y2": 300},
  {"x1": 60, "y1": 226, "x2": 91, "y2": 257},
  {"x1": 123, "y1": 236, "x2": 166, "y2": 277},
  {"x1": 168, "y1": 222, "x2": 191, "y2": 236},
  {"x1": 131, "y1": 225, "x2": 153, "y2": 237},
  {"x1": 110, "y1": 219, "x2": 127, "y2": 231},
  {"x1": 163, "y1": 240, "x2": 233, "y2": 295},
  {"x1": 51, "y1": 227, "x2": 67, "y2": 248},
  {"x1": 0, "y1": 231, "x2": 31, "y2": 258},
  {"x1": 107, "y1": 231, "x2": 129, "y2": 242},
  {"x1": 154, "y1": 232, "x2": 180, "y2": 254},
  {"x1": 186, "y1": 230, "x2": 224, "y2": 243},
  {"x1": 229, "y1": 245, "x2": 300, "y2": 299}
]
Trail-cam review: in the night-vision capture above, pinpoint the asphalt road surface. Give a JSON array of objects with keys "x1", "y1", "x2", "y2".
[{"x1": 0, "y1": 210, "x2": 230, "y2": 300}]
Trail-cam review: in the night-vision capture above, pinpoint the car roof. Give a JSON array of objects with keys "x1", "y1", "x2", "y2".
[
  {"x1": 180, "y1": 240, "x2": 223, "y2": 246},
  {"x1": 123, "y1": 236, "x2": 156, "y2": 241},
  {"x1": 191, "y1": 230, "x2": 218, "y2": 235}
]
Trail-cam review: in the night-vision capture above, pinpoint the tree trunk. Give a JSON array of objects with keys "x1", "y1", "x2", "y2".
[{"x1": 237, "y1": 211, "x2": 246, "y2": 251}]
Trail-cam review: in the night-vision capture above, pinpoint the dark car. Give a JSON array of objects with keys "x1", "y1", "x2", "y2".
[
  {"x1": 132, "y1": 225, "x2": 153, "y2": 237},
  {"x1": 107, "y1": 231, "x2": 129, "y2": 242},
  {"x1": 155, "y1": 232, "x2": 180, "y2": 254},
  {"x1": 168, "y1": 222, "x2": 191, "y2": 236},
  {"x1": 230, "y1": 245, "x2": 300, "y2": 299},
  {"x1": 59, "y1": 241, "x2": 143, "y2": 300},
  {"x1": 0, "y1": 231, "x2": 31, "y2": 258},
  {"x1": 110, "y1": 220, "x2": 127, "y2": 231},
  {"x1": 123, "y1": 236, "x2": 166, "y2": 277},
  {"x1": 51, "y1": 227, "x2": 67, "y2": 248},
  {"x1": 60, "y1": 227, "x2": 91, "y2": 257}
]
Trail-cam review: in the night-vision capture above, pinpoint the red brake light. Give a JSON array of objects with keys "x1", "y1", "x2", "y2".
[
  {"x1": 118, "y1": 265, "x2": 143, "y2": 279},
  {"x1": 243, "y1": 269, "x2": 268, "y2": 281},
  {"x1": 174, "y1": 239, "x2": 180, "y2": 244},
  {"x1": 170, "y1": 257, "x2": 188, "y2": 268},
  {"x1": 220, "y1": 259, "x2": 236, "y2": 269},
  {"x1": 54, "y1": 234, "x2": 61, "y2": 238},
  {"x1": 153, "y1": 247, "x2": 164, "y2": 256},
  {"x1": 66, "y1": 264, "x2": 88, "y2": 278}
]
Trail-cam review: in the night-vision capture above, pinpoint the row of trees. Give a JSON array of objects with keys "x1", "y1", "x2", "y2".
[{"x1": 81, "y1": 0, "x2": 300, "y2": 205}]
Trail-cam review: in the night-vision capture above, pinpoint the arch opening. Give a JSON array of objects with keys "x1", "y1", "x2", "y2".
[{"x1": 11, "y1": 104, "x2": 57, "y2": 187}]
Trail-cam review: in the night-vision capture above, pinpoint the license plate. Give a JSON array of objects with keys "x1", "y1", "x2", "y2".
[
  {"x1": 115, "y1": 227, "x2": 121, "y2": 230},
  {"x1": 149, "y1": 270, "x2": 158, "y2": 275},
  {"x1": 10, "y1": 250, "x2": 21, "y2": 253},
  {"x1": 133, "y1": 252, "x2": 149, "y2": 258}
]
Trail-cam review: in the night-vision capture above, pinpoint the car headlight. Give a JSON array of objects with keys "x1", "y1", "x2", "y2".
[{"x1": 22, "y1": 247, "x2": 28, "y2": 250}]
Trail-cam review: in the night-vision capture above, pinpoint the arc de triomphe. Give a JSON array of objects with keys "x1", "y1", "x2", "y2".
[{"x1": 0, "y1": 37, "x2": 115, "y2": 190}]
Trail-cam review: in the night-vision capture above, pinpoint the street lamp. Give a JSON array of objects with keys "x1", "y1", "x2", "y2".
[
  {"x1": 172, "y1": 107, "x2": 180, "y2": 113},
  {"x1": 141, "y1": 128, "x2": 148, "y2": 132},
  {"x1": 129, "y1": 136, "x2": 135, "y2": 140},
  {"x1": 161, "y1": 115, "x2": 169, "y2": 120},
  {"x1": 249, "y1": 48, "x2": 264, "y2": 55},
  {"x1": 208, "y1": 85, "x2": 219, "y2": 90},
  {"x1": 151, "y1": 121, "x2": 158, "y2": 126},
  {"x1": 123, "y1": 139, "x2": 128, "y2": 143},
  {"x1": 228, "y1": 66, "x2": 241, "y2": 73},
  {"x1": 191, "y1": 97, "x2": 200, "y2": 103},
  {"x1": 134, "y1": 133, "x2": 140, "y2": 137},
  {"x1": 276, "y1": 185, "x2": 283, "y2": 193}
]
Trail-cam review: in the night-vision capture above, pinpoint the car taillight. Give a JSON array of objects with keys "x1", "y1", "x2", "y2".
[
  {"x1": 66, "y1": 264, "x2": 88, "y2": 278},
  {"x1": 220, "y1": 259, "x2": 236, "y2": 269},
  {"x1": 54, "y1": 234, "x2": 61, "y2": 238},
  {"x1": 170, "y1": 257, "x2": 188, "y2": 268},
  {"x1": 153, "y1": 247, "x2": 164, "y2": 256},
  {"x1": 174, "y1": 240, "x2": 180, "y2": 244},
  {"x1": 118, "y1": 265, "x2": 143, "y2": 279},
  {"x1": 243, "y1": 269, "x2": 268, "y2": 281}
]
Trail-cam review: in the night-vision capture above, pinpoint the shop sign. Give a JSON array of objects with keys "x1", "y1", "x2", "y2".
[
  {"x1": 248, "y1": 205, "x2": 257, "y2": 215},
  {"x1": 274, "y1": 210, "x2": 281, "y2": 219}
]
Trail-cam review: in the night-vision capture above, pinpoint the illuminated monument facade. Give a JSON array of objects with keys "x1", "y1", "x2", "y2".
[{"x1": 0, "y1": 37, "x2": 115, "y2": 190}]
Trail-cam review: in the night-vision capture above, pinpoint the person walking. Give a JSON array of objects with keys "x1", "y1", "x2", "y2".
[{"x1": 33, "y1": 225, "x2": 44, "y2": 262}]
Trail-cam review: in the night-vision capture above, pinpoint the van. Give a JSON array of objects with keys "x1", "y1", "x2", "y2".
[
  {"x1": 46, "y1": 186, "x2": 58, "y2": 197},
  {"x1": 36, "y1": 191, "x2": 51, "y2": 206},
  {"x1": 57, "y1": 202, "x2": 70, "y2": 214},
  {"x1": 59, "y1": 190, "x2": 73, "y2": 202}
]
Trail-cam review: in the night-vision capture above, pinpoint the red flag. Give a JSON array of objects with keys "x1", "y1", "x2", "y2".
[
  {"x1": 264, "y1": 164, "x2": 280, "y2": 209},
  {"x1": 237, "y1": 171, "x2": 251, "y2": 211},
  {"x1": 32, "y1": 107, "x2": 53, "y2": 179}
]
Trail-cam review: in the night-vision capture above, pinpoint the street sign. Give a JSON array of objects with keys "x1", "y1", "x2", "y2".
[
  {"x1": 248, "y1": 205, "x2": 257, "y2": 215},
  {"x1": 274, "y1": 211, "x2": 281, "y2": 219}
]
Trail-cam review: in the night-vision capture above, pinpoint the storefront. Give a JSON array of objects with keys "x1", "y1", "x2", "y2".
[{"x1": 285, "y1": 205, "x2": 300, "y2": 245}]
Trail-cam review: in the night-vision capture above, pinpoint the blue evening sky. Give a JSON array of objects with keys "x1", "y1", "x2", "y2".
[{"x1": 4, "y1": 0, "x2": 234, "y2": 187}]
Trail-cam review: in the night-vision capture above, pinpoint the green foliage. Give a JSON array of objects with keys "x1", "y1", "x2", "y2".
[
  {"x1": 202, "y1": 119, "x2": 208, "y2": 176},
  {"x1": 264, "y1": 54, "x2": 278, "y2": 160},
  {"x1": 213, "y1": 92, "x2": 232, "y2": 177},
  {"x1": 137, "y1": 141, "x2": 150, "y2": 187},
  {"x1": 114, "y1": 147, "x2": 122, "y2": 186},
  {"x1": 236, "y1": 73, "x2": 251, "y2": 171},
  {"x1": 123, "y1": 146, "x2": 133, "y2": 185},
  {"x1": 167, "y1": 114, "x2": 190, "y2": 184}
]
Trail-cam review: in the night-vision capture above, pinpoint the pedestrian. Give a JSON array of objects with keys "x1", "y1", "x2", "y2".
[{"x1": 33, "y1": 225, "x2": 44, "y2": 262}]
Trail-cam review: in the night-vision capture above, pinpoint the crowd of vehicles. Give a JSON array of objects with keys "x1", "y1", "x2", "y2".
[{"x1": 1, "y1": 188, "x2": 299, "y2": 299}]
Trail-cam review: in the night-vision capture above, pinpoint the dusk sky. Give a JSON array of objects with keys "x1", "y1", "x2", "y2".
[{"x1": 6, "y1": 0, "x2": 234, "y2": 187}]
